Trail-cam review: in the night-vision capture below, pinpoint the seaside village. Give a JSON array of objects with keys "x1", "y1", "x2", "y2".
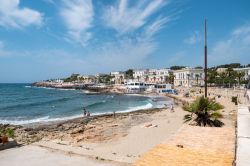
[
  {"x1": 1, "y1": 64, "x2": 250, "y2": 166},
  {"x1": 35, "y1": 65, "x2": 250, "y2": 95}
]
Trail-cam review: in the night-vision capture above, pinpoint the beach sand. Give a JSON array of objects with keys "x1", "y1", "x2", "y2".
[
  {"x1": 0, "y1": 104, "x2": 186, "y2": 165},
  {"x1": 34, "y1": 106, "x2": 186, "y2": 164}
]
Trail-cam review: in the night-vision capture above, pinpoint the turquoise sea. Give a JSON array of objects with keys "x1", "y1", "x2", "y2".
[{"x1": 0, "y1": 84, "x2": 170, "y2": 125}]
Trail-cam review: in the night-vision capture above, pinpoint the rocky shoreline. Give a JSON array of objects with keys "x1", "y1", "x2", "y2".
[{"x1": 32, "y1": 81, "x2": 116, "y2": 93}]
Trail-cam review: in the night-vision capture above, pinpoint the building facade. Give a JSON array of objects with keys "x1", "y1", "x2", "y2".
[
  {"x1": 77, "y1": 75, "x2": 96, "y2": 83},
  {"x1": 233, "y1": 67, "x2": 250, "y2": 80},
  {"x1": 133, "y1": 68, "x2": 170, "y2": 83},
  {"x1": 110, "y1": 71, "x2": 125, "y2": 84},
  {"x1": 173, "y1": 68, "x2": 204, "y2": 87}
]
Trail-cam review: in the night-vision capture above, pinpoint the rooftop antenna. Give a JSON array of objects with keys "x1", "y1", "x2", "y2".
[{"x1": 204, "y1": 19, "x2": 208, "y2": 98}]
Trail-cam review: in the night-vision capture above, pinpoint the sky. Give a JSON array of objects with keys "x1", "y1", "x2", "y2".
[{"x1": 0, "y1": 0, "x2": 250, "y2": 83}]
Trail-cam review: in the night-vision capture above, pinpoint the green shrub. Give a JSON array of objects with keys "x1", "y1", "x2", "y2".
[
  {"x1": 183, "y1": 96, "x2": 224, "y2": 127},
  {"x1": 0, "y1": 127, "x2": 15, "y2": 138},
  {"x1": 231, "y1": 96, "x2": 238, "y2": 105}
]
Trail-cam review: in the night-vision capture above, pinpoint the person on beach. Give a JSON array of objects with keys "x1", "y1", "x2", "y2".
[
  {"x1": 83, "y1": 107, "x2": 87, "y2": 117},
  {"x1": 170, "y1": 104, "x2": 174, "y2": 112},
  {"x1": 87, "y1": 111, "x2": 90, "y2": 117}
]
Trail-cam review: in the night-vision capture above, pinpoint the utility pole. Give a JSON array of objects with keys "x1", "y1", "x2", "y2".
[{"x1": 204, "y1": 19, "x2": 208, "y2": 98}]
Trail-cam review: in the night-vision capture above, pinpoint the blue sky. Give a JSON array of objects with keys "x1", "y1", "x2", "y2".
[{"x1": 0, "y1": 0, "x2": 250, "y2": 83}]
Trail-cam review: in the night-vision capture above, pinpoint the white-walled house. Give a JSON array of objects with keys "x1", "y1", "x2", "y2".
[
  {"x1": 233, "y1": 67, "x2": 250, "y2": 80},
  {"x1": 147, "y1": 68, "x2": 170, "y2": 83},
  {"x1": 76, "y1": 75, "x2": 96, "y2": 83},
  {"x1": 133, "y1": 69, "x2": 149, "y2": 82},
  {"x1": 110, "y1": 71, "x2": 125, "y2": 84},
  {"x1": 133, "y1": 68, "x2": 170, "y2": 83},
  {"x1": 173, "y1": 68, "x2": 204, "y2": 87}
]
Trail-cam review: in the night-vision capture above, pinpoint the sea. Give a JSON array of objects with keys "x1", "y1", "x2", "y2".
[{"x1": 0, "y1": 84, "x2": 171, "y2": 125}]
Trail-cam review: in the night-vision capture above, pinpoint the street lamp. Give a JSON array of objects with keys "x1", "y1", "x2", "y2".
[{"x1": 204, "y1": 19, "x2": 208, "y2": 98}]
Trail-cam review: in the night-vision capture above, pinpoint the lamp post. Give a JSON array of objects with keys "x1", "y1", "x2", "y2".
[{"x1": 204, "y1": 19, "x2": 208, "y2": 98}]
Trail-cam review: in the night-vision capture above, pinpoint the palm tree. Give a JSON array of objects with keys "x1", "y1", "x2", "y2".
[
  {"x1": 187, "y1": 74, "x2": 190, "y2": 87},
  {"x1": 183, "y1": 96, "x2": 224, "y2": 127},
  {"x1": 168, "y1": 73, "x2": 175, "y2": 84},
  {"x1": 219, "y1": 72, "x2": 227, "y2": 87},
  {"x1": 119, "y1": 75, "x2": 123, "y2": 84},
  {"x1": 195, "y1": 74, "x2": 199, "y2": 86},
  {"x1": 226, "y1": 68, "x2": 237, "y2": 88},
  {"x1": 236, "y1": 71, "x2": 245, "y2": 86},
  {"x1": 137, "y1": 76, "x2": 140, "y2": 82},
  {"x1": 145, "y1": 75, "x2": 149, "y2": 83}
]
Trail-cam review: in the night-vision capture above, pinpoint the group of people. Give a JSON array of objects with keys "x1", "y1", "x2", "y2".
[{"x1": 83, "y1": 108, "x2": 91, "y2": 117}]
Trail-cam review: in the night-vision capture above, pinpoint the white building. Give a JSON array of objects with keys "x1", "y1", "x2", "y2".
[
  {"x1": 147, "y1": 69, "x2": 170, "y2": 83},
  {"x1": 110, "y1": 71, "x2": 125, "y2": 84},
  {"x1": 125, "y1": 82, "x2": 146, "y2": 93},
  {"x1": 133, "y1": 69, "x2": 149, "y2": 82},
  {"x1": 173, "y1": 68, "x2": 204, "y2": 87},
  {"x1": 133, "y1": 68, "x2": 170, "y2": 83},
  {"x1": 216, "y1": 68, "x2": 227, "y2": 74},
  {"x1": 77, "y1": 75, "x2": 96, "y2": 83},
  {"x1": 233, "y1": 67, "x2": 250, "y2": 80}
]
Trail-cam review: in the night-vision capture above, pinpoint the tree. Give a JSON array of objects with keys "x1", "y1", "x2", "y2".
[
  {"x1": 219, "y1": 72, "x2": 227, "y2": 87},
  {"x1": 168, "y1": 73, "x2": 175, "y2": 84},
  {"x1": 195, "y1": 66, "x2": 203, "y2": 69},
  {"x1": 64, "y1": 74, "x2": 79, "y2": 82},
  {"x1": 119, "y1": 75, "x2": 124, "y2": 84},
  {"x1": 226, "y1": 68, "x2": 237, "y2": 88},
  {"x1": 236, "y1": 71, "x2": 245, "y2": 86},
  {"x1": 187, "y1": 74, "x2": 190, "y2": 87},
  {"x1": 195, "y1": 74, "x2": 200, "y2": 85},
  {"x1": 125, "y1": 69, "x2": 133, "y2": 79},
  {"x1": 170, "y1": 66, "x2": 186, "y2": 70},
  {"x1": 145, "y1": 75, "x2": 149, "y2": 82},
  {"x1": 183, "y1": 96, "x2": 224, "y2": 127},
  {"x1": 216, "y1": 63, "x2": 241, "y2": 69}
]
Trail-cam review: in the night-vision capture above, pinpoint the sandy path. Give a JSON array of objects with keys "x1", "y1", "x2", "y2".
[{"x1": 0, "y1": 145, "x2": 123, "y2": 166}]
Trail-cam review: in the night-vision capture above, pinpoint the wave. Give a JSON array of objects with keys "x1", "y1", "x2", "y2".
[
  {"x1": 0, "y1": 103, "x2": 154, "y2": 125},
  {"x1": 84, "y1": 100, "x2": 107, "y2": 109},
  {"x1": 0, "y1": 97, "x2": 75, "y2": 110},
  {"x1": 24, "y1": 85, "x2": 31, "y2": 88},
  {"x1": 0, "y1": 115, "x2": 83, "y2": 125}
]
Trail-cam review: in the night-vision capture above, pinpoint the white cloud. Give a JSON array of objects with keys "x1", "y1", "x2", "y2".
[
  {"x1": 184, "y1": 31, "x2": 201, "y2": 45},
  {"x1": 93, "y1": 0, "x2": 173, "y2": 70},
  {"x1": 85, "y1": 16, "x2": 170, "y2": 70},
  {"x1": 60, "y1": 0, "x2": 94, "y2": 46},
  {"x1": 210, "y1": 24, "x2": 250, "y2": 64},
  {"x1": 103, "y1": 0, "x2": 169, "y2": 34},
  {"x1": 0, "y1": 0, "x2": 43, "y2": 29}
]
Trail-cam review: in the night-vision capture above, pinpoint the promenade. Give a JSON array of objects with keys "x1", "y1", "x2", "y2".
[{"x1": 236, "y1": 105, "x2": 250, "y2": 166}]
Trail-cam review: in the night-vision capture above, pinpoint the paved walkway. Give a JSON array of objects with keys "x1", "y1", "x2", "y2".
[
  {"x1": 134, "y1": 125, "x2": 235, "y2": 166},
  {"x1": 236, "y1": 105, "x2": 250, "y2": 166},
  {"x1": 0, "y1": 145, "x2": 125, "y2": 166}
]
